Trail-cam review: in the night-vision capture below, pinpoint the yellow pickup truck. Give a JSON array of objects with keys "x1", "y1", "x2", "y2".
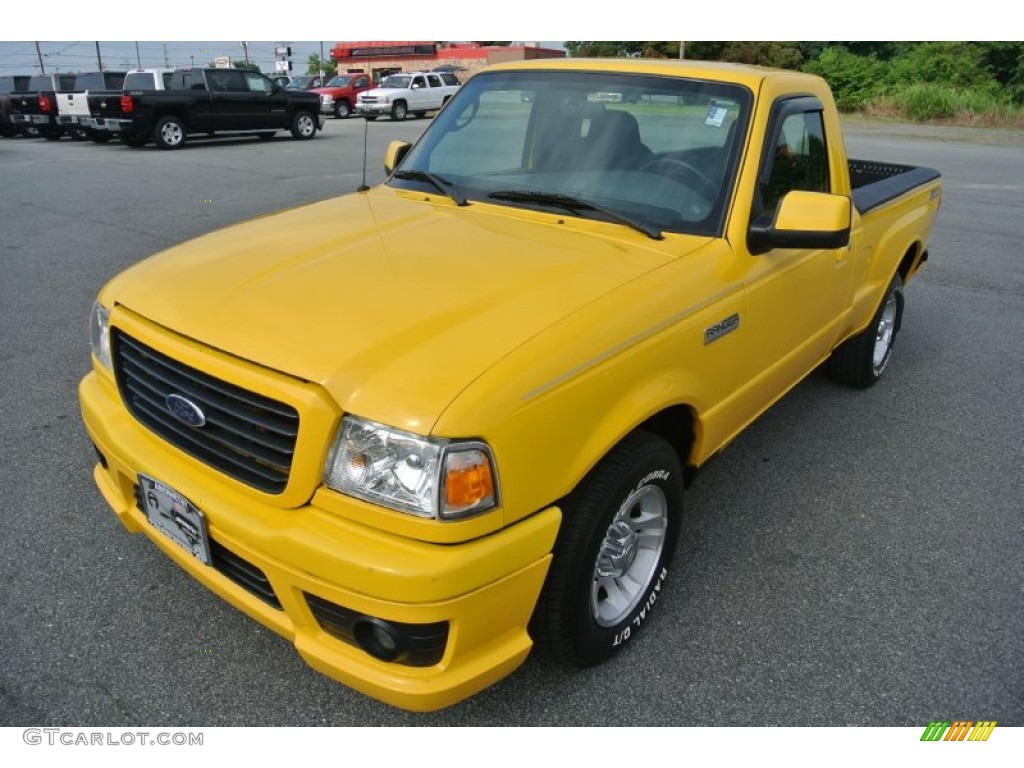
[{"x1": 79, "y1": 58, "x2": 941, "y2": 711}]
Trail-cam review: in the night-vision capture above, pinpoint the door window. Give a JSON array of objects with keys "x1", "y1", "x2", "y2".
[
  {"x1": 244, "y1": 72, "x2": 274, "y2": 94},
  {"x1": 759, "y1": 107, "x2": 829, "y2": 216}
]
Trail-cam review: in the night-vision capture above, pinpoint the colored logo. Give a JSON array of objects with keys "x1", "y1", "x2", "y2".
[{"x1": 920, "y1": 721, "x2": 997, "y2": 742}]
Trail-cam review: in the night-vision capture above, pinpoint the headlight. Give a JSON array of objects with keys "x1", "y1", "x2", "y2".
[
  {"x1": 380, "y1": 96, "x2": 390, "y2": 104},
  {"x1": 89, "y1": 300, "x2": 112, "y2": 372},
  {"x1": 323, "y1": 416, "x2": 498, "y2": 520},
  {"x1": 321, "y1": 94, "x2": 333, "y2": 104}
]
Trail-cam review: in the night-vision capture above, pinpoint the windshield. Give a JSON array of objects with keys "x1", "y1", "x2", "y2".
[
  {"x1": 391, "y1": 70, "x2": 752, "y2": 237},
  {"x1": 327, "y1": 76, "x2": 352, "y2": 87},
  {"x1": 287, "y1": 77, "x2": 311, "y2": 89},
  {"x1": 380, "y1": 75, "x2": 411, "y2": 89}
]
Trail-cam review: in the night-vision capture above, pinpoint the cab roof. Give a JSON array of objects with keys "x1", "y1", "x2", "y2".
[{"x1": 481, "y1": 58, "x2": 808, "y2": 90}]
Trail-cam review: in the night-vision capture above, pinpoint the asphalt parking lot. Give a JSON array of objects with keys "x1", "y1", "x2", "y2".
[{"x1": 1, "y1": 116, "x2": 1021, "y2": 726}]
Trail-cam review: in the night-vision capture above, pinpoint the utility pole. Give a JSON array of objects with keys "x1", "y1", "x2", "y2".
[
  {"x1": 319, "y1": 41, "x2": 325, "y2": 79},
  {"x1": 135, "y1": 41, "x2": 141, "y2": 68},
  {"x1": 35, "y1": 41, "x2": 46, "y2": 73},
  {"x1": 679, "y1": 42, "x2": 685, "y2": 59},
  {"x1": 163, "y1": 43, "x2": 170, "y2": 68},
  {"x1": 241, "y1": 41, "x2": 249, "y2": 65},
  {"x1": 96, "y1": 42, "x2": 104, "y2": 70}
]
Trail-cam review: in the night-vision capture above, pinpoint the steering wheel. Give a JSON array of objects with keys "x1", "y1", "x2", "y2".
[{"x1": 642, "y1": 158, "x2": 719, "y2": 202}]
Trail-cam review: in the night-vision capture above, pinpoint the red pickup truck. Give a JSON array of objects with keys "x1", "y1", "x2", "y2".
[{"x1": 311, "y1": 73, "x2": 373, "y2": 119}]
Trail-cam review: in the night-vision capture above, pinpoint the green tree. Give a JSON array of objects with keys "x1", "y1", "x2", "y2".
[
  {"x1": 886, "y1": 42, "x2": 997, "y2": 90},
  {"x1": 684, "y1": 41, "x2": 804, "y2": 68},
  {"x1": 803, "y1": 47, "x2": 887, "y2": 110},
  {"x1": 233, "y1": 60, "x2": 261, "y2": 72},
  {"x1": 307, "y1": 52, "x2": 334, "y2": 76}
]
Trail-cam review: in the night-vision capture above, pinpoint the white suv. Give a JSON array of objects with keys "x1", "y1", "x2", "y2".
[{"x1": 356, "y1": 71, "x2": 460, "y2": 121}]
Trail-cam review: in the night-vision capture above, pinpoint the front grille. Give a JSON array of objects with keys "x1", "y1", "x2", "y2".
[
  {"x1": 305, "y1": 593, "x2": 449, "y2": 667},
  {"x1": 113, "y1": 330, "x2": 299, "y2": 494},
  {"x1": 209, "y1": 540, "x2": 282, "y2": 609}
]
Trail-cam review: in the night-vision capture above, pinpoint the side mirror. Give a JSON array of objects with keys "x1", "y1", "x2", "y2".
[
  {"x1": 384, "y1": 140, "x2": 412, "y2": 176},
  {"x1": 748, "y1": 191, "x2": 851, "y2": 255}
]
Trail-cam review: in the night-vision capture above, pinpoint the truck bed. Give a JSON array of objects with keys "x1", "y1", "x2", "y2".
[{"x1": 849, "y1": 159, "x2": 941, "y2": 214}]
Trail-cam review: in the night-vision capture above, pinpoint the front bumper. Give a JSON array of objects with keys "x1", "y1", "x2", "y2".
[
  {"x1": 356, "y1": 103, "x2": 391, "y2": 115},
  {"x1": 79, "y1": 368, "x2": 559, "y2": 711}
]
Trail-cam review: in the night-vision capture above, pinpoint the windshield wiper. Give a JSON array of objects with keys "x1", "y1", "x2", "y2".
[
  {"x1": 392, "y1": 170, "x2": 468, "y2": 207},
  {"x1": 487, "y1": 190, "x2": 663, "y2": 240}
]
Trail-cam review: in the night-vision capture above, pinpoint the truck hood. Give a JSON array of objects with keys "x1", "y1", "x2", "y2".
[
  {"x1": 106, "y1": 190, "x2": 698, "y2": 433},
  {"x1": 359, "y1": 88, "x2": 405, "y2": 98}
]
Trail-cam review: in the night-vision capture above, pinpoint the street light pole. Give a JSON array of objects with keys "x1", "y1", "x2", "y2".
[
  {"x1": 241, "y1": 41, "x2": 249, "y2": 65},
  {"x1": 36, "y1": 41, "x2": 46, "y2": 73},
  {"x1": 96, "y1": 41, "x2": 104, "y2": 70},
  {"x1": 135, "y1": 41, "x2": 141, "y2": 68}
]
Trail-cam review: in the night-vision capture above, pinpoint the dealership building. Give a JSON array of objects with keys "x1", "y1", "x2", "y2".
[{"x1": 328, "y1": 41, "x2": 566, "y2": 82}]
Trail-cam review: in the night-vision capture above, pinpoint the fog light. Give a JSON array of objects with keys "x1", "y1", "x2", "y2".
[{"x1": 353, "y1": 617, "x2": 406, "y2": 662}]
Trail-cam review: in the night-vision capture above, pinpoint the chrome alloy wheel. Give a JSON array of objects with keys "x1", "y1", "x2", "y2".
[
  {"x1": 297, "y1": 114, "x2": 315, "y2": 137},
  {"x1": 160, "y1": 121, "x2": 183, "y2": 146},
  {"x1": 872, "y1": 287, "x2": 900, "y2": 372},
  {"x1": 590, "y1": 484, "x2": 668, "y2": 627}
]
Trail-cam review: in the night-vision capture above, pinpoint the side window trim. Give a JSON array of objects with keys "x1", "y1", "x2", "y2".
[{"x1": 753, "y1": 95, "x2": 826, "y2": 221}]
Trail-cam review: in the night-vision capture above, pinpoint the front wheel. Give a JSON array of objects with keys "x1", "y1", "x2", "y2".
[
  {"x1": 333, "y1": 100, "x2": 351, "y2": 119},
  {"x1": 290, "y1": 110, "x2": 317, "y2": 140},
  {"x1": 535, "y1": 430, "x2": 683, "y2": 667},
  {"x1": 827, "y1": 273, "x2": 904, "y2": 388},
  {"x1": 390, "y1": 101, "x2": 407, "y2": 121},
  {"x1": 154, "y1": 116, "x2": 186, "y2": 149}
]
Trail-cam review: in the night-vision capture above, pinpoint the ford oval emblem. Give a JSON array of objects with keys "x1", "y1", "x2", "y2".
[{"x1": 165, "y1": 394, "x2": 206, "y2": 427}]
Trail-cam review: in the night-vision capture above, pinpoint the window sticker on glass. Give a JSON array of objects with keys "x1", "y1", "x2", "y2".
[{"x1": 705, "y1": 105, "x2": 729, "y2": 128}]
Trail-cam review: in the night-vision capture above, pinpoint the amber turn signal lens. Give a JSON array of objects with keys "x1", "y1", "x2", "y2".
[{"x1": 443, "y1": 450, "x2": 495, "y2": 515}]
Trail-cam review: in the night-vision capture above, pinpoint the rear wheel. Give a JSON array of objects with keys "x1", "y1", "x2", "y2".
[
  {"x1": 290, "y1": 110, "x2": 317, "y2": 139},
  {"x1": 827, "y1": 273, "x2": 904, "y2": 388},
  {"x1": 154, "y1": 116, "x2": 186, "y2": 149},
  {"x1": 535, "y1": 431, "x2": 683, "y2": 666},
  {"x1": 390, "y1": 101, "x2": 407, "y2": 121}
]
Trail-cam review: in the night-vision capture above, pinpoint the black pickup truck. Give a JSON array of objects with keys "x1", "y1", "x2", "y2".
[
  {"x1": 118, "y1": 67, "x2": 323, "y2": 149},
  {"x1": 8, "y1": 73, "x2": 77, "y2": 140},
  {"x1": 1, "y1": 75, "x2": 31, "y2": 137}
]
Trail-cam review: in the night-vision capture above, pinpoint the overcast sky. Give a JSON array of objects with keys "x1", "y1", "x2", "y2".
[{"x1": 0, "y1": 41, "x2": 561, "y2": 75}]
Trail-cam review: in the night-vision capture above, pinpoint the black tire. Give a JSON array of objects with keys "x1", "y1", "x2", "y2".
[
  {"x1": 390, "y1": 101, "x2": 407, "y2": 121},
  {"x1": 121, "y1": 132, "x2": 147, "y2": 148},
  {"x1": 154, "y1": 116, "x2": 186, "y2": 150},
  {"x1": 363, "y1": 115, "x2": 378, "y2": 121},
  {"x1": 68, "y1": 126, "x2": 88, "y2": 141},
  {"x1": 535, "y1": 430, "x2": 683, "y2": 667},
  {"x1": 413, "y1": 111, "x2": 426, "y2": 118},
  {"x1": 290, "y1": 110, "x2": 317, "y2": 140},
  {"x1": 257, "y1": 132, "x2": 275, "y2": 141},
  {"x1": 333, "y1": 100, "x2": 351, "y2": 119},
  {"x1": 827, "y1": 272, "x2": 904, "y2": 388}
]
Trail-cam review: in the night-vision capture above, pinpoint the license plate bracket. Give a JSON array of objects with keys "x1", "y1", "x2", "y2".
[{"x1": 138, "y1": 474, "x2": 212, "y2": 565}]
